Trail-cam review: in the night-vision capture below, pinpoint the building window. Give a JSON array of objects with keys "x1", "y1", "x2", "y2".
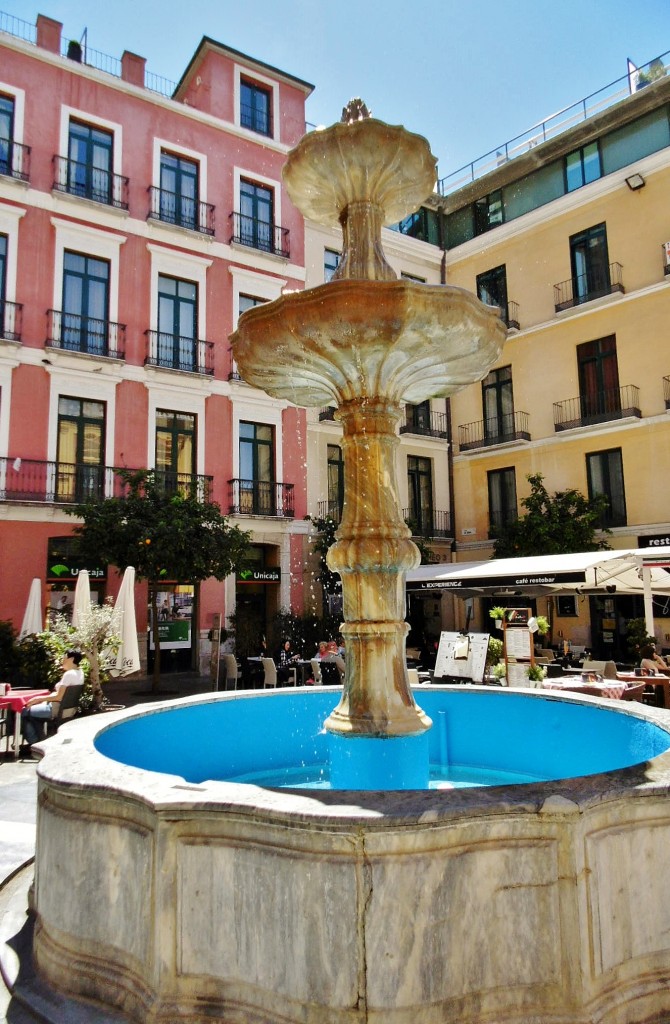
[
  {"x1": 407, "y1": 455, "x2": 433, "y2": 536},
  {"x1": 477, "y1": 264, "x2": 509, "y2": 318},
  {"x1": 239, "y1": 421, "x2": 274, "y2": 514},
  {"x1": 401, "y1": 272, "x2": 426, "y2": 284},
  {"x1": 155, "y1": 410, "x2": 196, "y2": 494},
  {"x1": 240, "y1": 79, "x2": 272, "y2": 136},
  {"x1": 56, "y1": 396, "x2": 105, "y2": 502},
  {"x1": 0, "y1": 94, "x2": 14, "y2": 176},
  {"x1": 577, "y1": 335, "x2": 620, "y2": 420},
  {"x1": 62, "y1": 250, "x2": 110, "y2": 356},
  {"x1": 405, "y1": 401, "x2": 431, "y2": 432},
  {"x1": 159, "y1": 151, "x2": 198, "y2": 230},
  {"x1": 586, "y1": 448, "x2": 626, "y2": 527},
  {"x1": 157, "y1": 275, "x2": 197, "y2": 372},
  {"x1": 327, "y1": 444, "x2": 344, "y2": 521},
  {"x1": 239, "y1": 179, "x2": 274, "y2": 252},
  {"x1": 67, "y1": 119, "x2": 113, "y2": 204},
  {"x1": 239, "y1": 294, "x2": 266, "y2": 316},
  {"x1": 482, "y1": 366, "x2": 514, "y2": 441},
  {"x1": 324, "y1": 249, "x2": 340, "y2": 282},
  {"x1": 570, "y1": 222, "x2": 610, "y2": 305},
  {"x1": 565, "y1": 142, "x2": 601, "y2": 192},
  {"x1": 474, "y1": 190, "x2": 503, "y2": 235},
  {"x1": 487, "y1": 467, "x2": 517, "y2": 534}
]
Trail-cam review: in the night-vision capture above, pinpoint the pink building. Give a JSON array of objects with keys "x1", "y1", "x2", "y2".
[{"x1": 0, "y1": 13, "x2": 313, "y2": 671}]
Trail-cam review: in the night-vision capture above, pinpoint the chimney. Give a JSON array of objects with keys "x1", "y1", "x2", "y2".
[
  {"x1": 121, "y1": 51, "x2": 146, "y2": 88},
  {"x1": 36, "y1": 14, "x2": 62, "y2": 55}
]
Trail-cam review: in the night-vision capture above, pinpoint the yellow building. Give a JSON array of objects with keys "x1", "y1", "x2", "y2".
[{"x1": 438, "y1": 62, "x2": 670, "y2": 658}]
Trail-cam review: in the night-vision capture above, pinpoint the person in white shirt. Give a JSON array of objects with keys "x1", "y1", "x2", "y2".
[{"x1": 21, "y1": 649, "x2": 84, "y2": 746}]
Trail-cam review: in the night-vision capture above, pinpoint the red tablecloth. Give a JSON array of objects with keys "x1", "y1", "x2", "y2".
[
  {"x1": 0, "y1": 688, "x2": 50, "y2": 711},
  {"x1": 543, "y1": 679, "x2": 627, "y2": 699}
]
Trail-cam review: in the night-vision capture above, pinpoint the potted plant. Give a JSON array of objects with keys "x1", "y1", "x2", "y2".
[
  {"x1": 535, "y1": 615, "x2": 549, "y2": 636},
  {"x1": 526, "y1": 663, "x2": 546, "y2": 685},
  {"x1": 489, "y1": 606, "x2": 506, "y2": 629},
  {"x1": 492, "y1": 661, "x2": 507, "y2": 684}
]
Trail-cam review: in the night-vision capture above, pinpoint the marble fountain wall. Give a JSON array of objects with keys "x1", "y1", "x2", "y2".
[{"x1": 31, "y1": 689, "x2": 670, "y2": 1024}]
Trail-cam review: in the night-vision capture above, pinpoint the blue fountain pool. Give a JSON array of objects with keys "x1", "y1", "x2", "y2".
[{"x1": 94, "y1": 686, "x2": 670, "y2": 791}]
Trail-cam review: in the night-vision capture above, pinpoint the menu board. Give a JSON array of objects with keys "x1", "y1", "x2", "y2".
[
  {"x1": 434, "y1": 632, "x2": 490, "y2": 683},
  {"x1": 505, "y1": 628, "x2": 532, "y2": 660}
]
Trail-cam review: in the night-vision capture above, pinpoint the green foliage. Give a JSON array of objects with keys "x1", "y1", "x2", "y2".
[
  {"x1": 492, "y1": 662, "x2": 507, "y2": 680},
  {"x1": 0, "y1": 620, "x2": 20, "y2": 682},
  {"x1": 268, "y1": 609, "x2": 341, "y2": 658},
  {"x1": 493, "y1": 473, "x2": 611, "y2": 558},
  {"x1": 14, "y1": 631, "x2": 65, "y2": 688},
  {"x1": 309, "y1": 515, "x2": 341, "y2": 597},
  {"x1": 67, "y1": 470, "x2": 251, "y2": 585},
  {"x1": 485, "y1": 636, "x2": 503, "y2": 668},
  {"x1": 526, "y1": 663, "x2": 547, "y2": 682},
  {"x1": 489, "y1": 606, "x2": 506, "y2": 621},
  {"x1": 625, "y1": 618, "x2": 655, "y2": 657},
  {"x1": 535, "y1": 615, "x2": 550, "y2": 636},
  {"x1": 49, "y1": 601, "x2": 120, "y2": 708}
]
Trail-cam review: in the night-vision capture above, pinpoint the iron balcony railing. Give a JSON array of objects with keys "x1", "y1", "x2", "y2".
[
  {"x1": 317, "y1": 500, "x2": 343, "y2": 523},
  {"x1": 228, "y1": 349, "x2": 242, "y2": 382},
  {"x1": 503, "y1": 300, "x2": 520, "y2": 331},
  {"x1": 663, "y1": 375, "x2": 670, "y2": 409},
  {"x1": 228, "y1": 479, "x2": 294, "y2": 518},
  {"x1": 52, "y1": 155, "x2": 129, "y2": 210},
  {"x1": 553, "y1": 385, "x2": 641, "y2": 431},
  {"x1": 0, "y1": 138, "x2": 30, "y2": 182},
  {"x1": 147, "y1": 186, "x2": 215, "y2": 236},
  {"x1": 0, "y1": 459, "x2": 212, "y2": 504},
  {"x1": 144, "y1": 330, "x2": 214, "y2": 376},
  {"x1": 458, "y1": 411, "x2": 530, "y2": 451},
  {"x1": 400, "y1": 408, "x2": 448, "y2": 438},
  {"x1": 402, "y1": 508, "x2": 453, "y2": 539},
  {"x1": 47, "y1": 309, "x2": 126, "y2": 359},
  {"x1": 554, "y1": 262, "x2": 624, "y2": 312},
  {"x1": 0, "y1": 300, "x2": 22, "y2": 342},
  {"x1": 229, "y1": 212, "x2": 290, "y2": 259}
]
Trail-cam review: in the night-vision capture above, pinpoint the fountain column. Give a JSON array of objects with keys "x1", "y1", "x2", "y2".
[{"x1": 324, "y1": 396, "x2": 431, "y2": 736}]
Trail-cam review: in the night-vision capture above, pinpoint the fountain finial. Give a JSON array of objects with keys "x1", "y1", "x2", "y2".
[{"x1": 341, "y1": 98, "x2": 371, "y2": 123}]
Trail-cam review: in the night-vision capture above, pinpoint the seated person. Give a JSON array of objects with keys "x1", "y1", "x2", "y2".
[
  {"x1": 21, "y1": 649, "x2": 84, "y2": 747},
  {"x1": 639, "y1": 643, "x2": 670, "y2": 676},
  {"x1": 314, "y1": 641, "x2": 329, "y2": 661},
  {"x1": 276, "y1": 639, "x2": 299, "y2": 684},
  {"x1": 322, "y1": 640, "x2": 345, "y2": 681}
]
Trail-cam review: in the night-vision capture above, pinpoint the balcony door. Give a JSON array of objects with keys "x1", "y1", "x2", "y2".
[
  {"x1": 327, "y1": 444, "x2": 344, "y2": 521},
  {"x1": 155, "y1": 410, "x2": 196, "y2": 496},
  {"x1": 570, "y1": 223, "x2": 609, "y2": 305},
  {"x1": 482, "y1": 365, "x2": 514, "y2": 440},
  {"x1": 407, "y1": 455, "x2": 433, "y2": 536},
  {"x1": 240, "y1": 179, "x2": 273, "y2": 252},
  {"x1": 239, "y1": 422, "x2": 274, "y2": 514},
  {"x1": 160, "y1": 152, "x2": 198, "y2": 229},
  {"x1": 578, "y1": 336, "x2": 620, "y2": 420},
  {"x1": 0, "y1": 94, "x2": 14, "y2": 176},
  {"x1": 67, "y1": 120, "x2": 113, "y2": 204},
  {"x1": 157, "y1": 275, "x2": 197, "y2": 371},
  {"x1": 62, "y1": 251, "x2": 109, "y2": 355},
  {"x1": 56, "y1": 397, "x2": 105, "y2": 502},
  {"x1": 477, "y1": 265, "x2": 508, "y2": 320}
]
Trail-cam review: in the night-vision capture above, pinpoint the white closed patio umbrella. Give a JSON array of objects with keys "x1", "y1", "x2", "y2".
[
  {"x1": 71, "y1": 569, "x2": 91, "y2": 627},
  {"x1": 20, "y1": 578, "x2": 43, "y2": 637},
  {"x1": 109, "y1": 566, "x2": 140, "y2": 677}
]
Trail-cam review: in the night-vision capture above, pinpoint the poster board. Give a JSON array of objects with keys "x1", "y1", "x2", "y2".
[
  {"x1": 505, "y1": 628, "x2": 532, "y2": 660},
  {"x1": 434, "y1": 632, "x2": 490, "y2": 683}
]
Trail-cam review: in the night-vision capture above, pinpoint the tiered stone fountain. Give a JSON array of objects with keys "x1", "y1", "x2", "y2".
[{"x1": 27, "y1": 105, "x2": 670, "y2": 1024}]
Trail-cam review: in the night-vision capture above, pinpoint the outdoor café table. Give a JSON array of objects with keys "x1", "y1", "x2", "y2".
[
  {"x1": 0, "y1": 687, "x2": 50, "y2": 758},
  {"x1": 543, "y1": 678, "x2": 627, "y2": 700}
]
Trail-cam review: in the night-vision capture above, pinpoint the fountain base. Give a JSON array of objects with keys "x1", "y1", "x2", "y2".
[{"x1": 328, "y1": 732, "x2": 430, "y2": 790}]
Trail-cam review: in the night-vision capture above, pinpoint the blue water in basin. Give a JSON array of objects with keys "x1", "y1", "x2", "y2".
[{"x1": 94, "y1": 688, "x2": 670, "y2": 791}]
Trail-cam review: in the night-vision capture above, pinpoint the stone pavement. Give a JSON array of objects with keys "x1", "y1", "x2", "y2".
[{"x1": 0, "y1": 673, "x2": 214, "y2": 1023}]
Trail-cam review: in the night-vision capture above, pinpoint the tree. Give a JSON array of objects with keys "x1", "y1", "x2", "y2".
[
  {"x1": 68, "y1": 470, "x2": 251, "y2": 690},
  {"x1": 493, "y1": 473, "x2": 611, "y2": 558},
  {"x1": 49, "y1": 601, "x2": 121, "y2": 708}
]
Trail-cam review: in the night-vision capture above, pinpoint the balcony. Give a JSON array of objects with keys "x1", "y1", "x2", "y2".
[
  {"x1": 47, "y1": 310, "x2": 126, "y2": 360},
  {"x1": 144, "y1": 331, "x2": 214, "y2": 376},
  {"x1": 554, "y1": 263, "x2": 624, "y2": 312},
  {"x1": 147, "y1": 186, "x2": 215, "y2": 236},
  {"x1": 228, "y1": 479, "x2": 294, "y2": 518},
  {"x1": 52, "y1": 155, "x2": 129, "y2": 210},
  {"x1": 229, "y1": 212, "x2": 290, "y2": 259},
  {"x1": 0, "y1": 139, "x2": 30, "y2": 182},
  {"x1": 402, "y1": 508, "x2": 452, "y2": 540},
  {"x1": 227, "y1": 349, "x2": 243, "y2": 382},
  {"x1": 0, "y1": 459, "x2": 211, "y2": 504},
  {"x1": 553, "y1": 385, "x2": 641, "y2": 431},
  {"x1": 503, "y1": 300, "x2": 520, "y2": 331},
  {"x1": 0, "y1": 300, "x2": 22, "y2": 342},
  {"x1": 458, "y1": 411, "x2": 530, "y2": 451},
  {"x1": 319, "y1": 407, "x2": 337, "y2": 421},
  {"x1": 317, "y1": 500, "x2": 342, "y2": 523},
  {"x1": 400, "y1": 408, "x2": 448, "y2": 438}
]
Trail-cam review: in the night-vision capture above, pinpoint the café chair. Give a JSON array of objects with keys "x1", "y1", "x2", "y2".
[
  {"x1": 622, "y1": 682, "x2": 647, "y2": 703},
  {"x1": 46, "y1": 683, "x2": 85, "y2": 737},
  {"x1": 310, "y1": 659, "x2": 322, "y2": 685},
  {"x1": 221, "y1": 654, "x2": 240, "y2": 691},
  {"x1": 261, "y1": 658, "x2": 278, "y2": 688}
]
